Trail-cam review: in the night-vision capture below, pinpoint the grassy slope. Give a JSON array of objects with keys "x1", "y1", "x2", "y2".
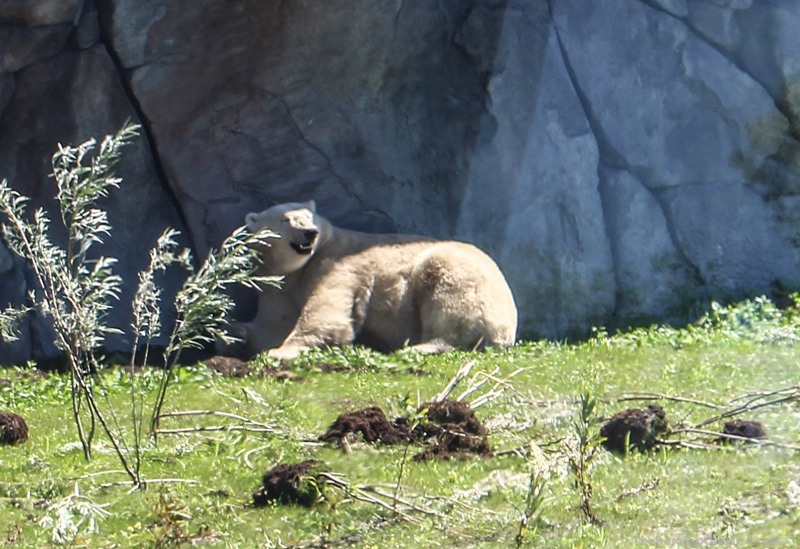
[{"x1": 1, "y1": 300, "x2": 799, "y2": 548}]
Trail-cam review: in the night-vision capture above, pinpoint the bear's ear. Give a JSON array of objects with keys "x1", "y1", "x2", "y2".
[
  {"x1": 245, "y1": 213, "x2": 259, "y2": 226},
  {"x1": 305, "y1": 200, "x2": 316, "y2": 213}
]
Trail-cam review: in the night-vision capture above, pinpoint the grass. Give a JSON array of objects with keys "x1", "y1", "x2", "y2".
[{"x1": 1, "y1": 298, "x2": 800, "y2": 547}]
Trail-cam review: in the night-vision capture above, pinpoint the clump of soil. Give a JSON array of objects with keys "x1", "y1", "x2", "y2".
[
  {"x1": 253, "y1": 460, "x2": 326, "y2": 507},
  {"x1": 319, "y1": 400, "x2": 491, "y2": 460},
  {"x1": 319, "y1": 407, "x2": 410, "y2": 444},
  {"x1": 423, "y1": 400, "x2": 487, "y2": 436},
  {"x1": 600, "y1": 405, "x2": 668, "y2": 453},
  {"x1": 0, "y1": 412, "x2": 29, "y2": 445},
  {"x1": 413, "y1": 400, "x2": 491, "y2": 461},
  {"x1": 721, "y1": 420, "x2": 767, "y2": 442}
]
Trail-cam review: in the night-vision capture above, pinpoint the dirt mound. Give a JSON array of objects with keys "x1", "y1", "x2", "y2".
[
  {"x1": 721, "y1": 420, "x2": 767, "y2": 441},
  {"x1": 253, "y1": 460, "x2": 326, "y2": 507},
  {"x1": 319, "y1": 407, "x2": 410, "y2": 444},
  {"x1": 0, "y1": 412, "x2": 28, "y2": 445},
  {"x1": 600, "y1": 405, "x2": 668, "y2": 453},
  {"x1": 413, "y1": 400, "x2": 491, "y2": 461},
  {"x1": 320, "y1": 400, "x2": 491, "y2": 460},
  {"x1": 423, "y1": 400, "x2": 487, "y2": 435}
]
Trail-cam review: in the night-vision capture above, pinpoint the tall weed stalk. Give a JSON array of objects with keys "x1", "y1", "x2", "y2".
[{"x1": 567, "y1": 394, "x2": 604, "y2": 525}]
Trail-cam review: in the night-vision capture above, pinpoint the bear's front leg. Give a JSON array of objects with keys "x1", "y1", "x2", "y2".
[{"x1": 267, "y1": 276, "x2": 366, "y2": 361}]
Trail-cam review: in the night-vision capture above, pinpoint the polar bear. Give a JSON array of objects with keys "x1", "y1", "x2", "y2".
[{"x1": 235, "y1": 201, "x2": 517, "y2": 361}]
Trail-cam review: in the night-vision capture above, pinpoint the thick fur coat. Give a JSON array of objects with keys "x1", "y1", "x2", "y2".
[{"x1": 237, "y1": 201, "x2": 518, "y2": 360}]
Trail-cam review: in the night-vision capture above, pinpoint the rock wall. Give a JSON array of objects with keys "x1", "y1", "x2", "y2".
[{"x1": 1, "y1": 0, "x2": 799, "y2": 362}]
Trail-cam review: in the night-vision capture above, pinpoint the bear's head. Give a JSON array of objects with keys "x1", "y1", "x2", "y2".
[{"x1": 245, "y1": 201, "x2": 322, "y2": 275}]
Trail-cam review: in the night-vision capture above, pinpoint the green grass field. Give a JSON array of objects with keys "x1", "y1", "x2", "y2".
[{"x1": 1, "y1": 297, "x2": 799, "y2": 547}]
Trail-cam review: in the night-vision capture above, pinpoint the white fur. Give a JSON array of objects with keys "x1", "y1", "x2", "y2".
[{"x1": 238, "y1": 202, "x2": 518, "y2": 360}]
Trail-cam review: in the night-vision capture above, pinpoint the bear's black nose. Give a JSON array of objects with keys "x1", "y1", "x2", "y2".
[{"x1": 304, "y1": 229, "x2": 319, "y2": 242}]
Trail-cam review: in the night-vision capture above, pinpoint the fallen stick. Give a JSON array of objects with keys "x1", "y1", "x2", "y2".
[
  {"x1": 157, "y1": 409, "x2": 273, "y2": 429},
  {"x1": 456, "y1": 366, "x2": 500, "y2": 402},
  {"x1": 99, "y1": 477, "x2": 199, "y2": 493},
  {"x1": 670, "y1": 428, "x2": 800, "y2": 451},
  {"x1": 155, "y1": 425, "x2": 274, "y2": 435},
  {"x1": 694, "y1": 394, "x2": 799, "y2": 428},
  {"x1": 728, "y1": 385, "x2": 799, "y2": 404},
  {"x1": 614, "y1": 392, "x2": 719, "y2": 409}
]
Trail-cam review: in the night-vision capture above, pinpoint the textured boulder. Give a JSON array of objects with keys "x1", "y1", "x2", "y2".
[{"x1": 1, "y1": 0, "x2": 800, "y2": 362}]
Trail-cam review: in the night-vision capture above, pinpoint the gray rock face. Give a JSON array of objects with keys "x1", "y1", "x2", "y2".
[{"x1": 1, "y1": 0, "x2": 800, "y2": 362}]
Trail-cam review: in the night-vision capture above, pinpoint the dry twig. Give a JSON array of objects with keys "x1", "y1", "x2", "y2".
[
  {"x1": 434, "y1": 360, "x2": 476, "y2": 403},
  {"x1": 615, "y1": 479, "x2": 660, "y2": 501},
  {"x1": 671, "y1": 428, "x2": 800, "y2": 451},
  {"x1": 614, "y1": 391, "x2": 719, "y2": 409},
  {"x1": 695, "y1": 389, "x2": 800, "y2": 428}
]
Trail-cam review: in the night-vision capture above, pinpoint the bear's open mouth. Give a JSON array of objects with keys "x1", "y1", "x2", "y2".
[{"x1": 291, "y1": 242, "x2": 314, "y2": 255}]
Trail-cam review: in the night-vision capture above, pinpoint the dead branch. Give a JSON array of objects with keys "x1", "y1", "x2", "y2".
[
  {"x1": 157, "y1": 409, "x2": 274, "y2": 429},
  {"x1": 465, "y1": 368, "x2": 527, "y2": 409},
  {"x1": 671, "y1": 428, "x2": 800, "y2": 451},
  {"x1": 615, "y1": 479, "x2": 660, "y2": 501},
  {"x1": 434, "y1": 360, "x2": 476, "y2": 403},
  {"x1": 154, "y1": 425, "x2": 275, "y2": 435},
  {"x1": 695, "y1": 392, "x2": 799, "y2": 428},
  {"x1": 241, "y1": 445, "x2": 272, "y2": 470},
  {"x1": 614, "y1": 391, "x2": 719, "y2": 409},
  {"x1": 99, "y1": 477, "x2": 199, "y2": 492},
  {"x1": 728, "y1": 385, "x2": 799, "y2": 404},
  {"x1": 655, "y1": 438, "x2": 723, "y2": 451},
  {"x1": 456, "y1": 366, "x2": 500, "y2": 402}
]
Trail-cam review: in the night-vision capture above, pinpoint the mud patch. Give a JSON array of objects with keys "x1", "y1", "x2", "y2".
[
  {"x1": 319, "y1": 400, "x2": 491, "y2": 460},
  {"x1": 204, "y1": 356, "x2": 253, "y2": 377},
  {"x1": 0, "y1": 412, "x2": 28, "y2": 445},
  {"x1": 203, "y1": 356, "x2": 298, "y2": 380},
  {"x1": 600, "y1": 405, "x2": 668, "y2": 453},
  {"x1": 721, "y1": 420, "x2": 767, "y2": 442},
  {"x1": 253, "y1": 460, "x2": 326, "y2": 507},
  {"x1": 314, "y1": 363, "x2": 354, "y2": 373}
]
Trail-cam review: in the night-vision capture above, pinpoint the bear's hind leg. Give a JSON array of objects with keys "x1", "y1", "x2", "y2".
[{"x1": 412, "y1": 247, "x2": 517, "y2": 352}]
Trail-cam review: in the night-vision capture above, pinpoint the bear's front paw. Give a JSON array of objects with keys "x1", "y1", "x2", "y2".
[{"x1": 267, "y1": 345, "x2": 306, "y2": 362}]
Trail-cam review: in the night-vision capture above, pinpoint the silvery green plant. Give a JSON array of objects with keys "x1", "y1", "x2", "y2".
[
  {"x1": 38, "y1": 483, "x2": 111, "y2": 545},
  {"x1": 0, "y1": 123, "x2": 279, "y2": 486},
  {"x1": 147, "y1": 223, "x2": 280, "y2": 440},
  {"x1": 0, "y1": 125, "x2": 137, "y2": 470},
  {"x1": 0, "y1": 305, "x2": 30, "y2": 343}
]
